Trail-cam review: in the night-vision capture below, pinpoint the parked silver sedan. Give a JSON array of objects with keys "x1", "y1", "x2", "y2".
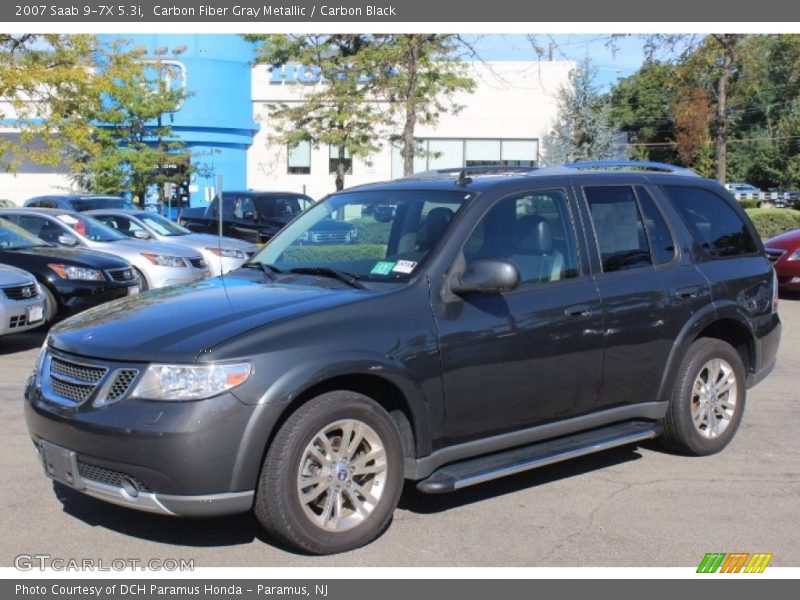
[
  {"x1": 0, "y1": 264, "x2": 45, "y2": 336},
  {"x1": 87, "y1": 209, "x2": 256, "y2": 276},
  {"x1": 0, "y1": 209, "x2": 210, "y2": 290}
]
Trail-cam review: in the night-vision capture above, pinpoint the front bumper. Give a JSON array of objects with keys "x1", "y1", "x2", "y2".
[
  {"x1": 24, "y1": 352, "x2": 261, "y2": 515},
  {"x1": 53, "y1": 279, "x2": 137, "y2": 317},
  {"x1": 147, "y1": 264, "x2": 211, "y2": 289},
  {"x1": 0, "y1": 296, "x2": 45, "y2": 335}
]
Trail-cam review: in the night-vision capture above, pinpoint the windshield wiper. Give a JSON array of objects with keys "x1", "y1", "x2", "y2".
[
  {"x1": 244, "y1": 262, "x2": 282, "y2": 281},
  {"x1": 289, "y1": 267, "x2": 365, "y2": 289}
]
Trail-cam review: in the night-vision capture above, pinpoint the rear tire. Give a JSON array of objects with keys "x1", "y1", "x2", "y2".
[
  {"x1": 660, "y1": 338, "x2": 746, "y2": 455},
  {"x1": 254, "y1": 391, "x2": 404, "y2": 554}
]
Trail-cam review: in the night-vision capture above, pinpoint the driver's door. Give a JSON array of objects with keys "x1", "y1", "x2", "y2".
[{"x1": 431, "y1": 188, "x2": 604, "y2": 444}]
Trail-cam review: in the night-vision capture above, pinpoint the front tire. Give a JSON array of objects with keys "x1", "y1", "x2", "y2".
[
  {"x1": 661, "y1": 338, "x2": 746, "y2": 455},
  {"x1": 254, "y1": 391, "x2": 404, "y2": 554}
]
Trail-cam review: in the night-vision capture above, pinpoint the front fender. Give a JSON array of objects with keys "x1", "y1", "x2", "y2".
[{"x1": 228, "y1": 352, "x2": 433, "y2": 492}]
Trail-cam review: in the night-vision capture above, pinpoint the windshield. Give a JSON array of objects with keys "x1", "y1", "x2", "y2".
[
  {"x1": 72, "y1": 197, "x2": 132, "y2": 211},
  {"x1": 255, "y1": 195, "x2": 313, "y2": 219},
  {"x1": 55, "y1": 213, "x2": 127, "y2": 242},
  {"x1": 251, "y1": 190, "x2": 471, "y2": 281},
  {"x1": 0, "y1": 217, "x2": 47, "y2": 249},
  {"x1": 139, "y1": 213, "x2": 191, "y2": 236}
]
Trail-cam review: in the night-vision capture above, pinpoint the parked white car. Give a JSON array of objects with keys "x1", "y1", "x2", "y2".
[
  {"x1": 0, "y1": 209, "x2": 211, "y2": 290},
  {"x1": 0, "y1": 264, "x2": 44, "y2": 336},
  {"x1": 88, "y1": 209, "x2": 257, "y2": 276}
]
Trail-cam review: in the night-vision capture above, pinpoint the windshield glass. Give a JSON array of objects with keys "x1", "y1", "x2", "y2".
[
  {"x1": 252, "y1": 190, "x2": 471, "y2": 281},
  {"x1": 72, "y1": 197, "x2": 132, "y2": 211},
  {"x1": 56, "y1": 213, "x2": 127, "y2": 242},
  {"x1": 255, "y1": 196, "x2": 314, "y2": 219},
  {"x1": 139, "y1": 213, "x2": 191, "y2": 236},
  {"x1": 0, "y1": 217, "x2": 48, "y2": 249}
]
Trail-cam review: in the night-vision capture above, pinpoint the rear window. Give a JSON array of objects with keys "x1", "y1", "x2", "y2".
[{"x1": 662, "y1": 186, "x2": 758, "y2": 258}]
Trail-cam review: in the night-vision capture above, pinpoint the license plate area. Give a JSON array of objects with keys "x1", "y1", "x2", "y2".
[
  {"x1": 39, "y1": 440, "x2": 84, "y2": 490},
  {"x1": 128, "y1": 286, "x2": 139, "y2": 296},
  {"x1": 27, "y1": 303, "x2": 44, "y2": 324}
]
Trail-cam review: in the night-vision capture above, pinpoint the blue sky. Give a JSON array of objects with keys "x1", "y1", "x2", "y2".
[{"x1": 461, "y1": 34, "x2": 650, "y2": 90}]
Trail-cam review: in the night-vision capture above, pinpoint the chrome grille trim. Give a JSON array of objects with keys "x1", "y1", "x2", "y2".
[
  {"x1": 105, "y1": 267, "x2": 136, "y2": 282},
  {"x1": 39, "y1": 349, "x2": 142, "y2": 407},
  {"x1": 2, "y1": 283, "x2": 38, "y2": 300}
]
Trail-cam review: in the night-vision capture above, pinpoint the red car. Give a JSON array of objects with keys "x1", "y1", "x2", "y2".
[{"x1": 765, "y1": 229, "x2": 800, "y2": 290}]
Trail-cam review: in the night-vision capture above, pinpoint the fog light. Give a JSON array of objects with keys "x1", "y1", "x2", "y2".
[{"x1": 120, "y1": 477, "x2": 140, "y2": 498}]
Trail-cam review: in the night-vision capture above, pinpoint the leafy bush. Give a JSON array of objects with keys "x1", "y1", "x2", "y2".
[
  {"x1": 349, "y1": 217, "x2": 391, "y2": 244},
  {"x1": 737, "y1": 199, "x2": 759, "y2": 209},
  {"x1": 745, "y1": 208, "x2": 800, "y2": 240},
  {"x1": 282, "y1": 243, "x2": 386, "y2": 264}
]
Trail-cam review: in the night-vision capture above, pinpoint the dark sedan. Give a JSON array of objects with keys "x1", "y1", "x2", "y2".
[{"x1": 0, "y1": 218, "x2": 140, "y2": 323}]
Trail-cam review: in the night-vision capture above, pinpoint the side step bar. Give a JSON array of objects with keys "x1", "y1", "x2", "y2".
[{"x1": 416, "y1": 420, "x2": 661, "y2": 494}]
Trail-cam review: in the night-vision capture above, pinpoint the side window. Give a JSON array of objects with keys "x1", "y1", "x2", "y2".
[
  {"x1": 233, "y1": 197, "x2": 256, "y2": 220},
  {"x1": 463, "y1": 189, "x2": 580, "y2": 284},
  {"x1": 662, "y1": 186, "x2": 758, "y2": 257},
  {"x1": 585, "y1": 186, "x2": 652, "y2": 272},
  {"x1": 636, "y1": 187, "x2": 676, "y2": 265}
]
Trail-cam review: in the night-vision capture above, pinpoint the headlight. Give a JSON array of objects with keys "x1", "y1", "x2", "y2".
[
  {"x1": 787, "y1": 249, "x2": 800, "y2": 261},
  {"x1": 129, "y1": 362, "x2": 252, "y2": 401},
  {"x1": 47, "y1": 263, "x2": 105, "y2": 281},
  {"x1": 349, "y1": 228, "x2": 358, "y2": 239},
  {"x1": 141, "y1": 253, "x2": 186, "y2": 267},
  {"x1": 205, "y1": 247, "x2": 246, "y2": 259}
]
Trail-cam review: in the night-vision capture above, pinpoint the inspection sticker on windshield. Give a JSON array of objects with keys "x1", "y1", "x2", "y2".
[
  {"x1": 370, "y1": 261, "x2": 396, "y2": 276},
  {"x1": 392, "y1": 260, "x2": 417, "y2": 274}
]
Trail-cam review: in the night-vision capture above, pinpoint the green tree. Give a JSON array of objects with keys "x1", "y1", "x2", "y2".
[
  {"x1": 68, "y1": 41, "x2": 195, "y2": 203},
  {"x1": 370, "y1": 35, "x2": 475, "y2": 176},
  {"x1": 610, "y1": 61, "x2": 677, "y2": 164},
  {"x1": 543, "y1": 57, "x2": 617, "y2": 164},
  {"x1": 0, "y1": 34, "x2": 100, "y2": 172},
  {"x1": 248, "y1": 34, "x2": 390, "y2": 191}
]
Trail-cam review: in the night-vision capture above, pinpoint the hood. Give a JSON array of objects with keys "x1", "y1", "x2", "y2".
[
  {"x1": 48, "y1": 270, "x2": 372, "y2": 362},
  {"x1": 0, "y1": 245, "x2": 131, "y2": 270},
  {"x1": 0, "y1": 264, "x2": 35, "y2": 287},
  {"x1": 100, "y1": 238, "x2": 204, "y2": 259},
  {"x1": 765, "y1": 228, "x2": 800, "y2": 248},
  {"x1": 180, "y1": 233, "x2": 257, "y2": 252}
]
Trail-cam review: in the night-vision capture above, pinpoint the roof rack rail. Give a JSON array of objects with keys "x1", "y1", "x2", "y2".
[
  {"x1": 533, "y1": 160, "x2": 700, "y2": 177},
  {"x1": 406, "y1": 165, "x2": 535, "y2": 180}
]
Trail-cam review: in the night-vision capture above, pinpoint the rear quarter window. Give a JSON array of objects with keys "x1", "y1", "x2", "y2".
[{"x1": 662, "y1": 186, "x2": 758, "y2": 258}]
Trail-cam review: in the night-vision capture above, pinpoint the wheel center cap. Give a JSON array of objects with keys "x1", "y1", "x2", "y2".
[{"x1": 333, "y1": 460, "x2": 349, "y2": 482}]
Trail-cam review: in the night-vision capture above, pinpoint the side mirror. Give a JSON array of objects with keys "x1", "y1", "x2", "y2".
[
  {"x1": 449, "y1": 259, "x2": 520, "y2": 295},
  {"x1": 133, "y1": 229, "x2": 150, "y2": 240},
  {"x1": 243, "y1": 211, "x2": 256, "y2": 221},
  {"x1": 57, "y1": 234, "x2": 79, "y2": 247}
]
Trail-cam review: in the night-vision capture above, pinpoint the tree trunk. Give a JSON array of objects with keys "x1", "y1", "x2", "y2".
[
  {"x1": 714, "y1": 34, "x2": 741, "y2": 185},
  {"x1": 402, "y1": 37, "x2": 420, "y2": 177},
  {"x1": 335, "y1": 145, "x2": 346, "y2": 191}
]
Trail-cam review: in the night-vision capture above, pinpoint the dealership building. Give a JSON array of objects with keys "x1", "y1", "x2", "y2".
[{"x1": 0, "y1": 34, "x2": 573, "y2": 206}]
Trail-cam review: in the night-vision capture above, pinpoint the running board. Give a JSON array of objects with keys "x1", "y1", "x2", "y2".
[{"x1": 416, "y1": 420, "x2": 661, "y2": 494}]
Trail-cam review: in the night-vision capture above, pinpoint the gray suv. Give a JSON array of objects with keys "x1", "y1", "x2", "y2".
[{"x1": 24, "y1": 162, "x2": 781, "y2": 554}]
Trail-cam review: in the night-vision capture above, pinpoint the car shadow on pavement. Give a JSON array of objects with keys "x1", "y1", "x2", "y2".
[
  {"x1": 52, "y1": 446, "x2": 645, "y2": 553},
  {"x1": 398, "y1": 445, "x2": 645, "y2": 514},
  {"x1": 0, "y1": 329, "x2": 46, "y2": 355},
  {"x1": 779, "y1": 290, "x2": 800, "y2": 302},
  {"x1": 51, "y1": 482, "x2": 307, "y2": 555}
]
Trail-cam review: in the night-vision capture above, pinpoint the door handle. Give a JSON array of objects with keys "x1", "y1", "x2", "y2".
[
  {"x1": 565, "y1": 304, "x2": 593, "y2": 318},
  {"x1": 673, "y1": 286, "x2": 702, "y2": 300}
]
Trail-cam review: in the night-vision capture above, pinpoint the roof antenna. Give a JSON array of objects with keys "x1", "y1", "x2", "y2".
[{"x1": 456, "y1": 168, "x2": 472, "y2": 187}]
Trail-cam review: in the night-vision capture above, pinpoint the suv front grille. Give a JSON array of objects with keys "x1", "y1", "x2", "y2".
[
  {"x1": 41, "y1": 351, "x2": 140, "y2": 407},
  {"x1": 2, "y1": 283, "x2": 38, "y2": 300},
  {"x1": 310, "y1": 231, "x2": 351, "y2": 244},
  {"x1": 50, "y1": 356, "x2": 107, "y2": 384}
]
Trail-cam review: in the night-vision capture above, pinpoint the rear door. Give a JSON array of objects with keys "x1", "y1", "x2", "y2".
[{"x1": 579, "y1": 183, "x2": 710, "y2": 411}]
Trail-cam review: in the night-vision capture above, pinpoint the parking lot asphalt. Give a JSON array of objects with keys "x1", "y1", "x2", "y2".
[{"x1": 1, "y1": 296, "x2": 799, "y2": 568}]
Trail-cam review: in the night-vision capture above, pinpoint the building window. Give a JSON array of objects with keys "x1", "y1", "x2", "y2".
[
  {"x1": 288, "y1": 141, "x2": 311, "y2": 174},
  {"x1": 391, "y1": 139, "x2": 539, "y2": 178},
  {"x1": 329, "y1": 146, "x2": 353, "y2": 175}
]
